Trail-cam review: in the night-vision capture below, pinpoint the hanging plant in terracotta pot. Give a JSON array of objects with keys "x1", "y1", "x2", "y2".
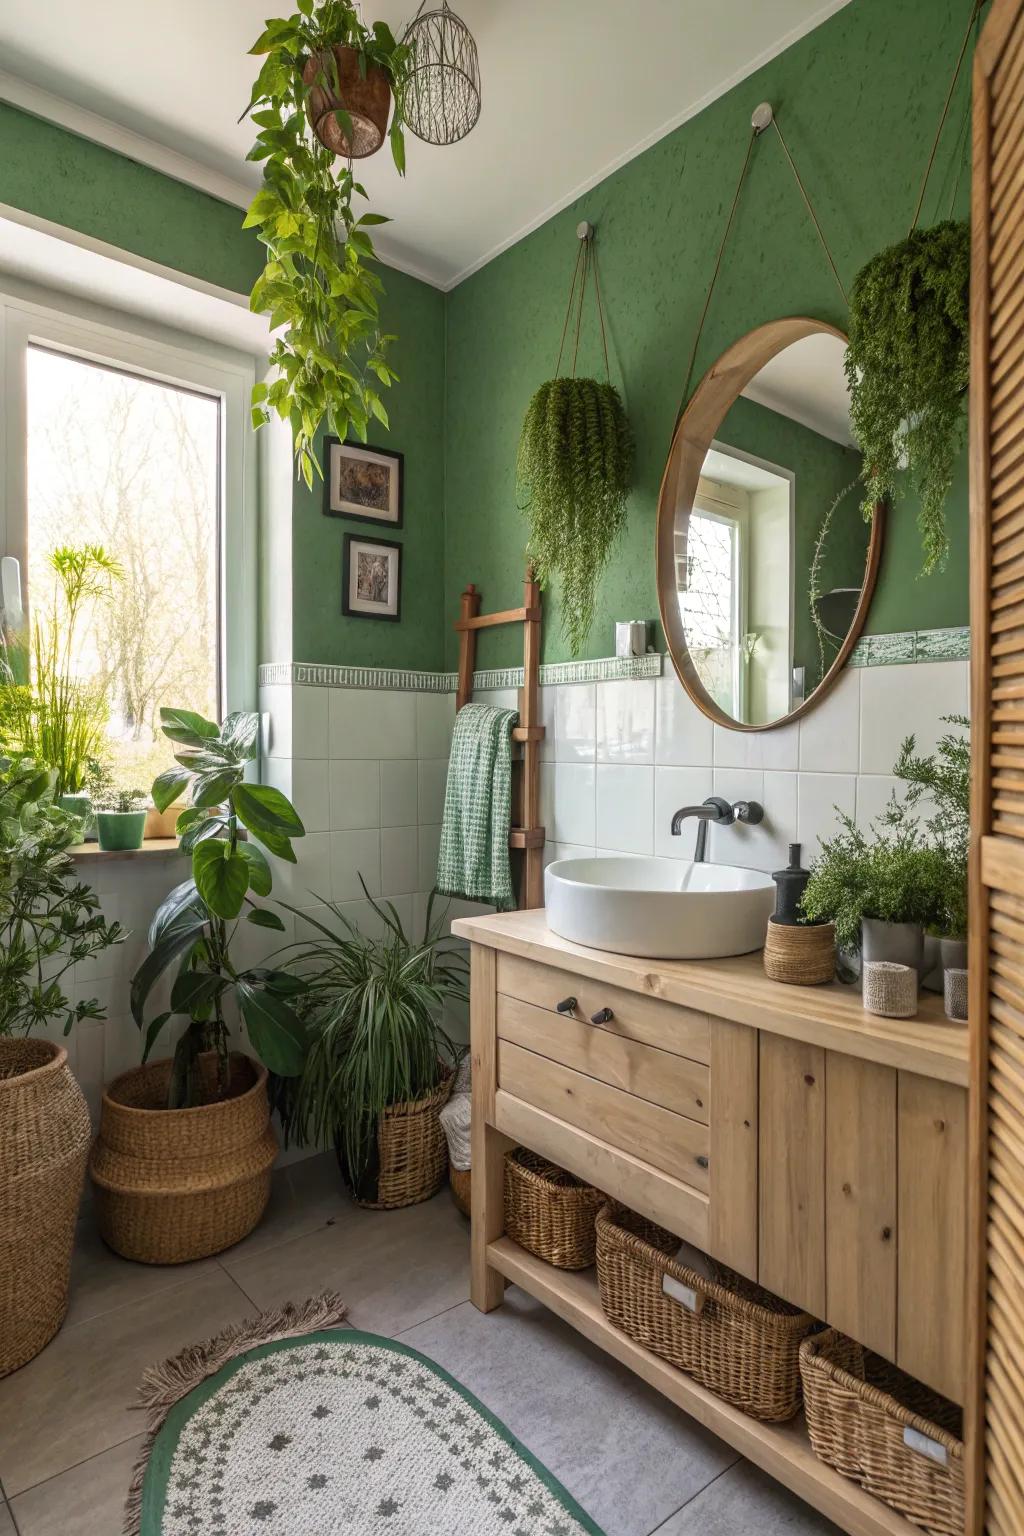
[
  {"x1": 516, "y1": 229, "x2": 634, "y2": 656},
  {"x1": 242, "y1": 2, "x2": 411, "y2": 486}
]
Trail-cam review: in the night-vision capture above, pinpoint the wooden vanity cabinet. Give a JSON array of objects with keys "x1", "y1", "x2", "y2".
[{"x1": 456, "y1": 910, "x2": 970, "y2": 1536}]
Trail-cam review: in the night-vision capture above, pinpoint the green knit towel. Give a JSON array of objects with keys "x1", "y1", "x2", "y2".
[{"x1": 436, "y1": 702, "x2": 519, "y2": 911}]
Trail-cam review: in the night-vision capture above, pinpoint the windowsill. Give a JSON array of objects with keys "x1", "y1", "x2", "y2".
[{"x1": 70, "y1": 838, "x2": 184, "y2": 861}]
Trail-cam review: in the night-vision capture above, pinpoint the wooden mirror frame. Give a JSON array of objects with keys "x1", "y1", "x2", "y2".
[{"x1": 655, "y1": 317, "x2": 884, "y2": 733}]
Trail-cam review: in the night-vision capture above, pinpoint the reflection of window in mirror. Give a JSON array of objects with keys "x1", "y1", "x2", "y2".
[{"x1": 678, "y1": 444, "x2": 794, "y2": 721}]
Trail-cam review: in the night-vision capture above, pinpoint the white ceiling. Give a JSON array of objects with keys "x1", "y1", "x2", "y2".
[{"x1": 0, "y1": 0, "x2": 850, "y2": 290}]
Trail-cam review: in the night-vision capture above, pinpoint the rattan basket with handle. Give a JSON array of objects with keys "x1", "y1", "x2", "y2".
[
  {"x1": 0, "y1": 1039, "x2": 91, "y2": 1376},
  {"x1": 800, "y1": 1329, "x2": 964, "y2": 1535},
  {"x1": 89, "y1": 1052, "x2": 276, "y2": 1264},
  {"x1": 596, "y1": 1203, "x2": 817, "y2": 1421},
  {"x1": 504, "y1": 1149, "x2": 603, "y2": 1269},
  {"x1": 344, "y1": 1072, "x2": 454, "y2": 1210}
]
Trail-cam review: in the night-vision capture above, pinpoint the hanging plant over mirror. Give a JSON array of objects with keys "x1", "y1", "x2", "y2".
[
  {"x1": 516, "y1": 232, "x2": 634, "y2": 656},
  {"x1": 845, "y1": 220, "x2": 970, "y2": 575},
  {"x1": 242, "y1": 1, "x2": 411, "y2": 486}
]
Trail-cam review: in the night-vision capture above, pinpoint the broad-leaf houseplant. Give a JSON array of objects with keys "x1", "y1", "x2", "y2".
[{"x1": 89, "y1": 707, "x2": 310, "y2": 1264}]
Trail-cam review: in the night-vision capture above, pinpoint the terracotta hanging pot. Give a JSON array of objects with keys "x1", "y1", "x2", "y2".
[{"x1": 302, "y1": 45, "x2": 392, "y2": 159}]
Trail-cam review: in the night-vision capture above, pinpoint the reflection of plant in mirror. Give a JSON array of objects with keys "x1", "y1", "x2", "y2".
[
  {"x1": 845, "y1": 221, "x2": 969, "y2": 575},
  {"x1": 0, "y1": 545, "x2": 121, "y2": 797},
  {"x1": 807, "y1": 478, "x2": 858, "y2": 692},
  {"x1": 517, "y1": 377, "x2": 633, "y2": 656}
]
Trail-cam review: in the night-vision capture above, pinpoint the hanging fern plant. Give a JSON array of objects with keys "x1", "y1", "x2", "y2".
[
  {"x1": 845, "y1": 220, "x2": 969, "y2": 575},
  {"x1": 516, "y1": 235, "x2": 634, "y2": 655}
]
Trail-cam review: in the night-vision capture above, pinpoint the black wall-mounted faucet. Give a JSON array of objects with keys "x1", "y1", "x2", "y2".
[{"x1": 670, "y1": 795, "x2": 764, "y2": 862}]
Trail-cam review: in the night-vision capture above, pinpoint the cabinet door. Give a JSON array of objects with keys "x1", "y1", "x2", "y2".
[
  {"x1": 825, "y1": 1055, "x2": 897, "y2": 1360},
  {"x1": 758, "y1": 1034, "x2": 826, "y2": 1316},
  {"x1": 708, "y1": 1018, "x2": 758, "y2": 1280}
]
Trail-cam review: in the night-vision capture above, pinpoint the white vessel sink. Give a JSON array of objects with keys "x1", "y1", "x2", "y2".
[{"x1": 544, "y1": 856, "x2": 775, "y2": 960}]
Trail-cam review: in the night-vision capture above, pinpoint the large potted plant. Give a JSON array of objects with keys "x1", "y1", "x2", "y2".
[
  {"x1": 0, "y1": 758, "x2": 122, "y2": 1374},
  {"x1": 802, "y1": 801, "x2": 946, "y2": 976},
  {"x1": 278, "y1": 888, "x2": 465, "y2": 1208},
  {"x1": 894, "y1": 714, "x2": 970, "y2": 975},
  {"x1": 89, "y1": 707, "x2": 309, "y2": 1264},
  {"x1": 243, "y1": 1, "x2": 410, "y2": 487}
]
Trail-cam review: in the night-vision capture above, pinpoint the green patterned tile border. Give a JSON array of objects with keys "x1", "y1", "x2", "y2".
[
  {"x1": 258, "y1": 654, "x2": 663, "y2": 693},
  {"x1": 258, "y1": 635, "x2": 965, "y2": 694},
  {"x1": 848, "y1": 627, "x2": 969, "y2": 666}
]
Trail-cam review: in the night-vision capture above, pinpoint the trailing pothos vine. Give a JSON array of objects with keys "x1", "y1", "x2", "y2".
[{"x1": 243, "y1": 1, "x2": 409, "y2": 486}]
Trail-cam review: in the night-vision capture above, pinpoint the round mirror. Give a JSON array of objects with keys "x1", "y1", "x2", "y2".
[{"x1": 656, "y1": 318, "x2": 883, "y2": 731}]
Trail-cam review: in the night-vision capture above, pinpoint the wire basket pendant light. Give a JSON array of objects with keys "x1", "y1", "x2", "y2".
[{"x1": 402, "y1": 1, "x2": 481, "y2": 145}]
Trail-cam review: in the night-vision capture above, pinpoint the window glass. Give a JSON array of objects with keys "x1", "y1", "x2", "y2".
[{"x1": 25, "y1": 345, "x2": 221, "y2": 793}]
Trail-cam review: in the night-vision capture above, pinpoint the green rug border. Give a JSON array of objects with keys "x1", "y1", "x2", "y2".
[{"x1": 141, "y1": 1326, "x2": 607, "y2": 1535}]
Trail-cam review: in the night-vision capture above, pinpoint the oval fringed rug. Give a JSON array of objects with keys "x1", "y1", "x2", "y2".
[{"x1": 130, "y1": 1294, "x2": 604, "y2": 1536}]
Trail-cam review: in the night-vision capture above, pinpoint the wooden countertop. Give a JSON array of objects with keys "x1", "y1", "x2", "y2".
[{"x1": 451, "y1": 908, "x2": 969, "y2": 1086}]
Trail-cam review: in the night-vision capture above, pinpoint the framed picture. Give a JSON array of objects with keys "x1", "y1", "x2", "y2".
[
  {"x1": 342, "y1": 534, "x2": 402, "y2": 623},
  {"x1": 323, "y1": 437, "x2": 403, "y2": 526}
]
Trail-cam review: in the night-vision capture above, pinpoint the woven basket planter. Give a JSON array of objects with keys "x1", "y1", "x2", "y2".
[
  {"x1": 0, "y1": 1039, "x2": 91, "y2": 1376},
  {"x1": 89, "y1": 1053, "x2": 276, "y2": 1265},
  {"x1": 449, "y1": 1164, "x2": 471, "y2": 1218},
  {"x1": 801, "y1": 1330, "x2": 964, "y2": 1535},
  {"x1": 504, "y1": 1149, "x2": 603, "y2": 1269},
  {"x1": 596, "y1": 1204, "x2": 816, "y2": 1421},
  {"x1": 341, "y1": 1072, "x2": 453, "y2": 1210}
]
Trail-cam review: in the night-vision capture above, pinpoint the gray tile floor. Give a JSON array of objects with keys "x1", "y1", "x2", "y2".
[{"x1": 0, "y1": 1154, "x2": 841, "y2": 1534}]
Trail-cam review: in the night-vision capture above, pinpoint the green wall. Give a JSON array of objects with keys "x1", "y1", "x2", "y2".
[
  {"x1": 291, "y1": 268, "x2": 447, "y2": 669},
  {"x1": 0, "y1": 103, "x2": 447, "y2": 671},
  {"x1": 443, "y1": 0, "x2": 975, "y2": 669}
]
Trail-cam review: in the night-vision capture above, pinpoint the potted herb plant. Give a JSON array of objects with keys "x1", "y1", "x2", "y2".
[
  {"x1": 893, "y1": 714, "x2": 970, "y2": 975},
  {"x1": 0, "y1": 757, "x2": 122, "y2": 1374},
  {"x1": 89, "y1": 707, "x2": 309, "y2": 1264},
  {"x1": 278, "y1": 888, "x2": 465, "y2": 1209},
  {"x1": 243, "y1": 1, "x2": 409, "y2": 487},
  {"x1": 94, "y1": 787, "x2": 148, "y2": 851},
  {"x1": 801, "y1": 801, "x2": 946, "y2": 975}
]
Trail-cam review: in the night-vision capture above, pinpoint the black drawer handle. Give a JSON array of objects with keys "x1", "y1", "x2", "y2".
[
  {"x1": 556, "y1": 997, "x2": 577, "y2": 1014},
  {"x1": 590, "y1": 1007, "x2": 614, "y2": 1025},
  {"x1": 695, "y1": 1155, "x2": 709, "y2": 1169}
]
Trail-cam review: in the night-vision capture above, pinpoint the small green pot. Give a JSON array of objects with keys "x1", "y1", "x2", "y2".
[{"x1": 96, "y1": 810, "x2": 147, "y2": 852}]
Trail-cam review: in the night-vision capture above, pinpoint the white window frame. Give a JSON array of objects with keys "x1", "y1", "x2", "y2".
[{"x1": 0, "y1": 284, "x2": 257, "y2": 715}]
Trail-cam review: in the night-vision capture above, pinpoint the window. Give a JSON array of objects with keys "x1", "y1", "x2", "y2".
[
  {"x1": 678, "y1": 509, "x2": 741, "y2": 716},
  {"x1": 25, "y1": 347, "x2": 222, "y2": 789},
  {"x1": 0, "y1": 286, "x2": 257, "y2": 801}
]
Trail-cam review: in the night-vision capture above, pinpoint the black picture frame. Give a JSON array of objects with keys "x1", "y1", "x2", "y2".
[
  {"x1": 342, "y1": 533, "x2": 403, "y2": 623},
  {"x1": 323, "y1": 436, "x2": 404, "y2": 527}
]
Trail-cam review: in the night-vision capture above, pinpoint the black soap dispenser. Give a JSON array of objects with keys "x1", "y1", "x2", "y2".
[{"x1": 772, "y1": 843, "x2": 810, "y2": 926}]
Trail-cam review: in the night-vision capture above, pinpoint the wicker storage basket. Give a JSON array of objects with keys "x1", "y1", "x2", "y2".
[
  {"x1": 89, "y1": 1053, "x2": 276, "y2": 1264},
  {"x1": 0, "y1": 1039, "x2": 91, "y2": 1375},
  {"x1": 449, "y1": 1164, "x2": 471, "y2": 1217},
  {"x1": 344, "y1": 1073, "x2": 453, "y2": 1210},
  {"x1": 596, "y1": 1203, "x2": 816, "y2": 1421},
  {"x1": 505, "y1": 1149, "x2": 603, "y2": 1269},
  {"x1": 801, "y1": 1330, "x2": 964, "y2": 1535}
]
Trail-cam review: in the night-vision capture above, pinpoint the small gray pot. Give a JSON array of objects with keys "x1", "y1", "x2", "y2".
[
  {"x1": 861, "y1": 918, "x2": 925, "y2": 976},
  {"x1": 921, "y1": 934, "x2": 943, "y2": 994},
  {"x1": 940, "y1": 937, "x2": 968, "y2": 972}
]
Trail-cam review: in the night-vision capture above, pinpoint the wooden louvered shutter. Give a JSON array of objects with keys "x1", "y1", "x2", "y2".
[{"x1": 968, "y1": 2, "x2": 1024, "y2": 1531}]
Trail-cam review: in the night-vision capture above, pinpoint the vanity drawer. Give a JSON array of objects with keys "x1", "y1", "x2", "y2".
[
  {"x1": 497, "y1": 1039, "x2": 710, "y2": 1193},
  {"x1": 497, "y1": 992, "x2": 709, "y2": 1122},
  {"x1": 496, "y1": 953, "x2": 710, "y2": 1064}
]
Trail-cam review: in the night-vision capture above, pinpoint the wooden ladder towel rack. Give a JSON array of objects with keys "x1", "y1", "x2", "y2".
[{"x1": 454, "y1": 565, "x2": 546, "y2": 908}]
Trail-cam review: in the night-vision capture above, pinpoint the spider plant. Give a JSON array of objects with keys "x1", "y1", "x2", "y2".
[{"x1": 278, "y1": 887, "x2": 465, "y2": 1199}]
